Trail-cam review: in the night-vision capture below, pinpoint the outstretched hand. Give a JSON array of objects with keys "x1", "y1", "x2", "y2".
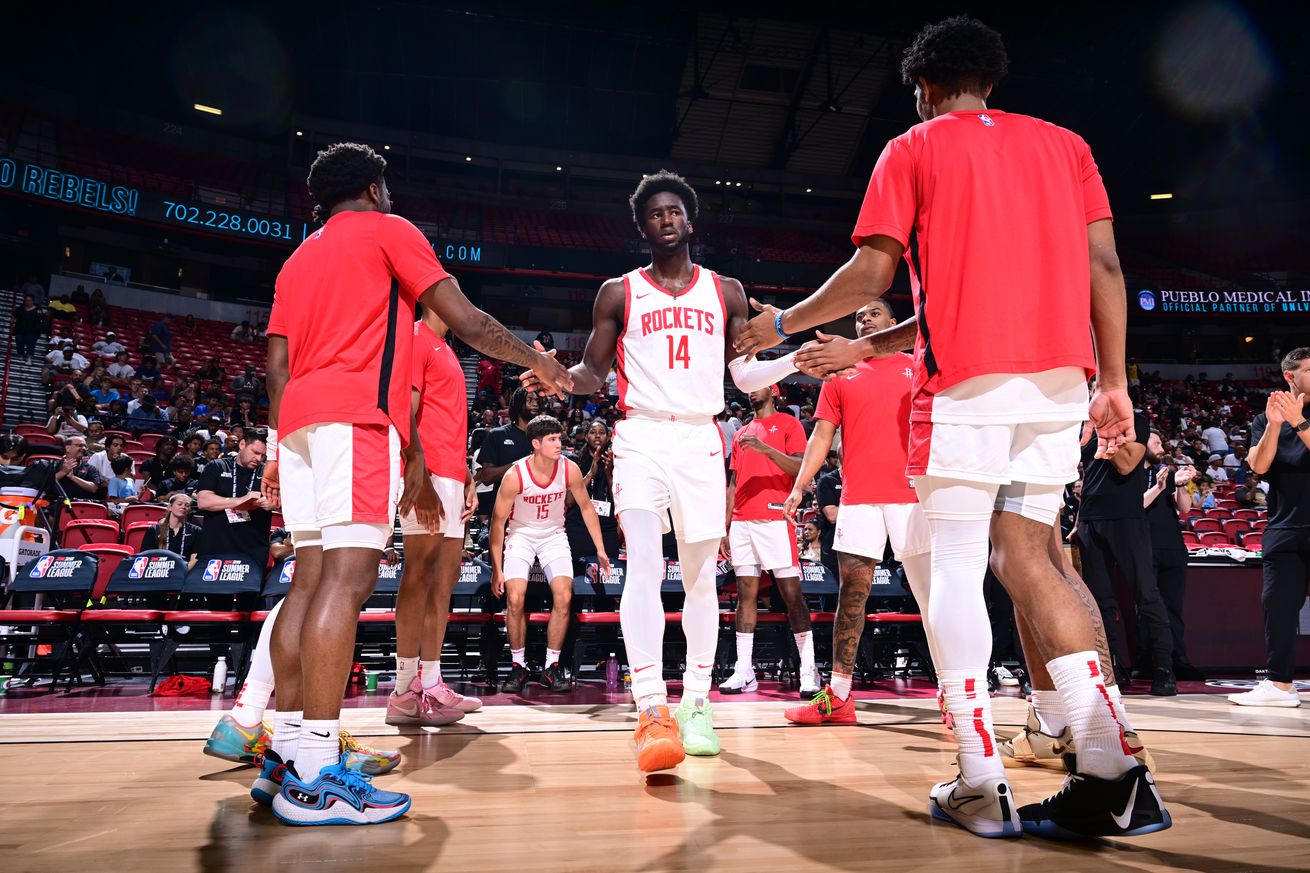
[
  {"x1": 732, "y1": 298, "x2": 784, "y2": 359},
  {"x1": 793, "y1": 332, "x2": 864, "y2": 380},
  {"x1": 526, "y1": 341, "x2": 573, "y2": 398}
]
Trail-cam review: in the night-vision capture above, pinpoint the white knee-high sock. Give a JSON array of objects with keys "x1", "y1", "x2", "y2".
[
  {"x1": 1048, "y1": 652, "x2": 1135, "y2": 780},
  {"x1": 231, "y1": 598, "x2": 281, "y2": 727},
  {"x1": 1031, "y1": 688, "x2": 1068, "y2": 735},
  {"x1": 618, "y1": 510, "x2": 669, "y2": 708},
  {"x1": 794, "y1": 631, "x2": 815, "y2": 673},
  {"x1": 734, "y1": 632, "x2": 754, "y2": 673},
  {"x1": 900, "y1": 551, "x2": 942, "y2": 673},
  {"x1": 917, "y1": 478, "x2": 1001, "y2": 783},
  {"x1": 678, "y1": 536, "x2": 720, "y2": 703}
]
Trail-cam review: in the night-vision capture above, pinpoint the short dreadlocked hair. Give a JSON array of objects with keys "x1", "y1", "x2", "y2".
[
  {"x1": 306, "y1": 142, "x2": 387, "y2": 223},
  {"x1": 629, "y1": 170, "x2": 698, "y2": 226},
  {"x1": 900, "y1": 16, "x2": 1009, "y2": 97}
]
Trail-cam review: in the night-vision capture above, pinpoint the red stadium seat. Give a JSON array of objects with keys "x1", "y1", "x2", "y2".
[
  {"x1": 124, "y1": 522, "x2": 155, "y2": 552},
  {"x1": 1241, "y1": 532, "x2": 1263, "y2": 551},
  {"x1": 15, "y1": 424, "x2": 49, "y2": 437},
  {"x1": 62, "y1": 519, "x2": 121, "y2": 548},
  {"x1": 136, "y1": 433, "x2": 163, "y2": 452},
  {"x1": 60, "y1": 500, "x2": 110, "y2": 530},
  {"x1": 1181, "y1": 531, "x2": 1200, "y2": 546},
  {"x1": 1190, "y1": 518, "x2": 1221, "y2": 534},
  {"x1": 121, "y1": 503, "x2": 167, "y2": 529},
  {"x1": 1232, "y1": 508, "x2": 1260, "y2": 520},
  {"x1": 1198, "y1": 532, "x2": 1230, "y2": 548},
  {"x1": 1221, "y1": 520, "x2": 1251, "y2": 539}
]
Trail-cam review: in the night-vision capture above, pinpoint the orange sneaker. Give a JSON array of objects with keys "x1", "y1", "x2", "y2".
[
  {"x1": 634, "y1": 705, "x2": 686, "y2": 772},
  {"x1": 784, "y1": 686, "x2": 857, "y2": 725}
]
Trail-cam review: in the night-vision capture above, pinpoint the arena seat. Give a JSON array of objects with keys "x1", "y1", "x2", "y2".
[
  {"x1": 1198, "y1": 532, "x2": 1230, "y2": 547},
  {"x1": 0, "y1": 549, "x2": 102, "y2": 690},
  {"x1": 59, "y1": 501, "x2": 111, "y2": 530},
  {"x1": 62, "y1": 519, "x2": 121, "y2": 548},
  {"x1": 1240, "y1": 531, "x2": 1263, "y2": 551},
  {"x1": 121, "y1": 503, "x2": 167, "y2": 530},
  {"x1": 1190, "y1": 518, "x2": 1222, "y2": 534}
]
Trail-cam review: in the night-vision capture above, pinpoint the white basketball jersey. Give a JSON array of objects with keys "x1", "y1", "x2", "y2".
[
  {"x1": 507, "y1": 457, "x2": 569, "y2": 536},
  {"x1": 616, "y1": 265, "x2": 726, "y2": 418}
]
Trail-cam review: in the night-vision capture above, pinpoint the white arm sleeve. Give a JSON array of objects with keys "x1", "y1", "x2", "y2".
[{"x1": 728, "y1": 353, "x2": 798, "y2": 393}]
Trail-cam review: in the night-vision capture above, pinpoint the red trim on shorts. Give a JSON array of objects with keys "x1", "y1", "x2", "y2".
[
  {"x1": 788, "y1": 519, "x2": 799, "y2": 566},
  {"x1": 616, "y1": 275, "x2": 631, "y2": 413},
  {"x1": 349, "y1": 423, "x2": 393, "y2": 524},
  {"x1": 906, "y1": 419, "x2": 932, "y2": 478}
]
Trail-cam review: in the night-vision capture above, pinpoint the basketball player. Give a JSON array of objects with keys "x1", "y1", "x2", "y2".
[
  {"x1": 720, "y1": 384, "x2": 816, "y2": 697},
  {"x1": 489, "y1": 415, "x2": 612, "y2": 692},
  {"x1": 734, "y1": 19, "x2": 1169, "y2": 839},
  {"x1": 780, "y1": 300, "x2": 937, "y2": 725},
  {"x1": 521, "y1": 170, "x2": 798, "y2": 773},
  {"x1": 259, "y1": 142, "x2": 571, "y2": 827},
  {"x1": 388, "y1": 306, "x2": 483, "y2": 728}
]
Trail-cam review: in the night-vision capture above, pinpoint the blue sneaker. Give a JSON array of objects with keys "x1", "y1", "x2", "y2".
[
  {"x1": 250, "y1": 750, "x2": 291, "y2": 806},
  {"x1": 272, "y1": 752, "x2": 411, "y2": 826}
]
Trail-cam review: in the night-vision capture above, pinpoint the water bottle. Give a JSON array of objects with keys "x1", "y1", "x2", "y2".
[
  {"x1": 211, "y1": 656, "x2": 227, "y2": 695},
  {"x1": 605, "y1": 653, "x2": 619, "y2": 690}
]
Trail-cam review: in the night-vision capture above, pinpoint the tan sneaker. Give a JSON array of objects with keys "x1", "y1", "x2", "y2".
[
  {"x1": 1000, "y1": 704, "x2": 1156, "y2": 773},
  {"x1": 999, "y1": 705, "x2": 1072, "y2": 770}
]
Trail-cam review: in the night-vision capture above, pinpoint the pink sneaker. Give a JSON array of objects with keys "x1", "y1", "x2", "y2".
[
  {"x1": 386, "y1": 677, "x2": 465, "y2": 726},
  {"x1": 427, "y1": 682, "x2": 483, "y2": 713},
  {"x1": 385, "y1": 676, "x2": 425, "y2": 726}
]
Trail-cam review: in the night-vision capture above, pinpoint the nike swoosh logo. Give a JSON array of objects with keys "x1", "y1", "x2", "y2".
[
  {"x1": 1111, "y1": 779, "x2": 1139, "y2": 830},
  {"x1": 633, "y1": 664, "x2": 654, "y2": 673},
  {"x1": 309, "y1": 730, "x2": 331, "y2": 739},
  {"x1": 696, "y1": 663, "x2": 712, "y2": 669},
  {"x1": 636, "y1": 292, "x2": 651, "y2": 299},
  {"x1": 946, "y1": 788, "x2": 985, "y2": 811},
  {"x1": 710, "y1": 450, "x2": 721, "y2": 456}
]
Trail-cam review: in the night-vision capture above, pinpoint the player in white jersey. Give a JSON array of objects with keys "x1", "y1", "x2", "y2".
[
  {"x1": 521, "y1": 171, "x2": 803, "y2": 773},
  {"x1": 489, "y1": 415, "x2": 611, "y2": 694}
]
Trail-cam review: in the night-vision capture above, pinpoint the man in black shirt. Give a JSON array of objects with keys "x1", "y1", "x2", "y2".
[
  {"x1": 565, "y1": 420, "x2": 620, "y2": 561},
  {"x1": 195, "y1": 430, "x2": 273, "y2": 568},
  {"x1": 473, "y1": 388, "x2": 539, "y2": 515},
  {"x1": 1142, "y1": 433, "x2": 1204, "y2": 681},
  {"x1": 1078, "y1": 409, "x2": 1176, "y2": 695},
  {"x1": 815, "y1": 462, "x2": 842, "y2": 578},
  {"x1": 1231, "y1": 348, "x2": 1310, "y2": 707}
]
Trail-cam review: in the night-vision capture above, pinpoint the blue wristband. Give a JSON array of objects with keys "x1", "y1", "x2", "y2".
[{"x1": 773, "y1": 311, "x2": 791, "y2": 340}]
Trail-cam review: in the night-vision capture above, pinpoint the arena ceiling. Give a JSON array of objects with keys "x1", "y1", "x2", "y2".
[{"x1": 4, "y1": 1, "x2": 1308, "y2": 213}]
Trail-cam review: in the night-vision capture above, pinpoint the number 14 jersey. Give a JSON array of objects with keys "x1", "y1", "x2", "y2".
[{"x1": 615, "y1": 265, "x2": 727, "y2": 418}]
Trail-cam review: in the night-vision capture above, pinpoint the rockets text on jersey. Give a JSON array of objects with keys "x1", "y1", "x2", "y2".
[{"x1": 507, "y1": 457, "x2": 569, "y2": 535}]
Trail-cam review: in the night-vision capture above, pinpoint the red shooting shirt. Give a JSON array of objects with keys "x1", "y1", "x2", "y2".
[
  {"x1": 815, "y1": 354, "x2": 917, "y2": 505},
  {"x1": 412, "y1": 321, "x2": 469, "y2": 480},
  {"x1": 851, "y1": 109, "x2": 1111, "y2": 421},
  {"x1": 731, "y1": 412, "x2": 807, "y2": 521},
  {"x1": 268, "y1": 211, "x2": 450, "y2": 442}
]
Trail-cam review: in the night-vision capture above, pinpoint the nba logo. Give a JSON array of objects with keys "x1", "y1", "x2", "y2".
[
  {"x1": 129, "y1": 556, "x2": 149, "y2": 579},
  {"x1": 279, "y1": 559, "x2": 297, "y2": 586},
  {"x1": 1138, "y1": 290, "x2": 1157, "y2": 311},
  {"x1": 203, "y1": 559, "x2": 222, "y2": 582},
  {"x1": 30, "y1": 555, "x2": 54, "y2": 578},
  {"x1": 978, "y1": 113, "x2": 994, "y2": 126}
]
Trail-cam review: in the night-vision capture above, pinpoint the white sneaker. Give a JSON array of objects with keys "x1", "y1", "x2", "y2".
[
  {"x1": 996, "y1": 665, "x2": 1018, "y2": 687},
  {"x1": 1228, "y1": 679, "x2": 1301, "y2": 708},
  {"x1": 798, "y1": 665, "x2": 822, "y2": 697},
  {"x1": 718, "y1": 668, "x2": 758, "y2": 694},
  {"x1": 929, "y1": 773, "x2": 1021, "y2": 838}
]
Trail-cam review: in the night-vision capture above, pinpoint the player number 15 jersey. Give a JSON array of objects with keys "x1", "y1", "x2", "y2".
[{"x1": 615, "y1": 265, "x2": 727, "y2": 418}]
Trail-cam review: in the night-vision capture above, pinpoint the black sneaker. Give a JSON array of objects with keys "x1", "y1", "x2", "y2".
[
  {"x1": 1019, "y1": 764, "x2": 1172, "y2": 839},
  {"x1": 499, "y1": 664, "x2": 530, "y2": 693},
  {"x1": 539, "y1": 665, "x2": 574, "y2": 692},
  {"x1": 1149, "y1": 667, "x2": 1177, "y2": 697}
]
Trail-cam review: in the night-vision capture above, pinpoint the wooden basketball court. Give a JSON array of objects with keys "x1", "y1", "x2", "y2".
[{"x1": 3, "y1": 693, "x2": 1307, "y2": 872}]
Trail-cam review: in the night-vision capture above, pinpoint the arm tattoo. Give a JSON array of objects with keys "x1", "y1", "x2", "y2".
[
  {"x1": 833, "y1": 554, "x2": 876, "y2": 675},
  {"x1": 468, "y1": 313, "x2": 539, "y2": 369}
]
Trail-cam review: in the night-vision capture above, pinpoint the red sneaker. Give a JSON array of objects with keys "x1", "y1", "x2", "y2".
[{"x1": 784, "y1": 685, "x2": 857, "y2": 725}]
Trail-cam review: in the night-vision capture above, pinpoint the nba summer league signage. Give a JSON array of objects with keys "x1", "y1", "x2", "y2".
[{"x1": 1138, "y1": 288, "x2": 1310, "y2": 315}]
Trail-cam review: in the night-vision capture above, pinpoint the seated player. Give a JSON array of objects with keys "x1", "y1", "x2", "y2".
[{"x1": 489, "y1": 415, "x2": 611, "y2": 692}]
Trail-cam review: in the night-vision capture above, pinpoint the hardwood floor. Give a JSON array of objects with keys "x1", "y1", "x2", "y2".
[{"x1": 3, "y1": 695, "x2": 1307, "y2": 873}]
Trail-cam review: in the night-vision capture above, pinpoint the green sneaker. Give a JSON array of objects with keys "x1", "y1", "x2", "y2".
[{"x1": 674, "y1": 698, "x2": 721, "y2": 756}]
